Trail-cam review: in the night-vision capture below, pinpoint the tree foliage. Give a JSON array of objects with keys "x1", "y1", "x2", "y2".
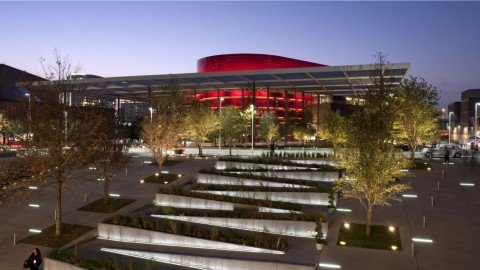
[
  {"x1": 317, "y1": 110, "x2": 347, "y2": 151},
  {"x1": 219, "y1": 106, "x2": 245, "y2": 155},
  {"x1": 394, "y1": 76, "x2": 440, "y2": 159},
  {"x1": 258, "y1": 112, "x2": 279, "y2": 144},
  {"x1": 182, "y1": 104, "x2": 218, "y2": 156},
  {"x1": 335, "y1": 53, "x2": 411, "y2": 237}
]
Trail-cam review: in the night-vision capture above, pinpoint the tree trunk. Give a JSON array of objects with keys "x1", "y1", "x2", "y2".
[
  {"x1": 410, "y1": 144, "x2": 416, "y2": 160},
  {"x1": 55, "y1": 178, "x2": 62, "y2": 236},
  {"x1": 229, "y1": 144, "x2": 232, "y2": 156},
  {"x1": 198, "y1": 143, "x2": 203, "y2": 156},
  {"x1": 103, "y1": 181, "x2": 111, "y2": 213},
  {"x1": 366, "y1": 204, "x2": 372, "y2": 237}
]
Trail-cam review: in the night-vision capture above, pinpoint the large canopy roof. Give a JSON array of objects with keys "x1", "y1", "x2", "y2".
[{"x1": 28, "y1": 63, "x2": 410, "y2": 100}]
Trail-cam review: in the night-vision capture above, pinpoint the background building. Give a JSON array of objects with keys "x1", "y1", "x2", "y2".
[{"x1": 448, "y1": 89, "x2": 480, "y2": 141}]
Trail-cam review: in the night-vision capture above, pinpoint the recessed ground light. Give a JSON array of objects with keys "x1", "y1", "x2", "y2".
[
  {"x1": 402, "y1": 194, "x2": 418, "y2": 198},
  {"x1": 97, "y1": 178, "x2": 105, "y2": 181},
  {"x1": 177, "y1": 174, "x2": 182, "y2": 177},
  {"x1": 400, "y1": 169, "x2": 409, "y2": 172},
  {"x1": 391, "y1": 245, "x2": 398, "y2": 250},
  {"x1": 144, "y1": 161, "x2": 152, "y2": 164},
  {"x1": 28, "y1": 186, "x2": 38, "y2": 190},
  {"x1": 161, "y1": 170, "x2": 169, "y2": 174},
  {"x1": 29, "y1": 229, "x2": 41, "y2": 233},
  {"x1": 164, "y1": 181, "x2": 168, "y2": 184},
  {"x1": 412, "y1": 237, "x2": 433, "y2": 243},
  {"x1": 460, "y1": 183, "x2": 474, "y2": 187},
  {"x1": 427, "y1": 167, "x2": 432, "y2": 171},
  {"x1": 336, "y1": 208, "x2": 352, "y2": 212},
  {"x1": 339, "y1": 241, "x2": 346, "y2": 245},
  {"x1": 388, "y1": 226, "x2": 395, "y2": 232},
  {"x1": 28, "y1": 204, "x2": 40, "y2": 208},
  {"x1": 109, "y1": 193, "x2": 120, "y2": 197},
  {"x1": 139, "y1": 179, "x2": 144, "y2": 184},
  {"x1": 319, "y1": 263, "x2": 341, "y2": 269},
  {"x1": 155, "y1": 173, "x2": 159, "y2": 177},
  {"x1": 343, "y1": 223, "x2": 350, "y2": 229}
]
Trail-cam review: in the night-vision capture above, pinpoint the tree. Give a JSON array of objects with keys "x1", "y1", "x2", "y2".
[
  {"x1": 20, "y1": 50, "x2": 95, "y2": 236},
  {"x1": 0, "y1": 110, "x2": 25, "y2": 142},
  {"x1": 317, "y1": 110, "x2": 347, "y2": 152},
  {"x1": 394, "y1": 76, "x2": 440, "y2": 159},
  {"x1": 141, "y1": 77, "x2": 185, "y2": 167},
  {"x1": 335, "y1": 53, "x2": 411, "y2": 237},
  {"x1": 87, "y1": 109, "x2": 129, "y2": 212},
  {"x1": 182, "y1": 104, "x2": 218, "y2": 156},
  {"x1": 240, "y1": 106, "x2": 259, "y2": 147},
  {"x1": 258, "y1": 112, "x2": 279, "y2": 145},
  {"x1": 219, "y1": 106, "x2": 244, "y2": 155},
  {"x1": 141, "y1": 112, "x2": 179, "y2": 169}
]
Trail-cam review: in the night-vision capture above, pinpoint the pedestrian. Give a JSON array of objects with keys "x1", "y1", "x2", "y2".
[
  {"x1": 270, "y1": 142, "x2": 275, "y2": 154},
  {"x1": 444, "y1": 147, "x2": 450, "y2": 164},
  {"x1": 23, "y1": 248, "x2": 42, "y2": 270}
]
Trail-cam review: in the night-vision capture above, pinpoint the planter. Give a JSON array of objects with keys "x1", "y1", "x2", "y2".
[
  {"x1": 101, "y1": 248, "x2": 314, "y2": 270},
  {"x1": 196, "y1": 173, "x2": 312, "y2": 189},
  {"x1": 290, "y1": 159, "x2": 334, "y2": 166},
  {"x1": 316, "y1": 243, "x2": 324, "y2": 251},
  {"x1": 243, "y1": 171, "x2": 339, "y2": 182},
  {"x1": 98, "y1": 223, "x2": 284, "y2": 254},
  {"x1": 215, "y1": 161, "x2": 310, "y2": 171},
  {"x1": 151, "y1": 215, "x2": 328, "y2": 238}
]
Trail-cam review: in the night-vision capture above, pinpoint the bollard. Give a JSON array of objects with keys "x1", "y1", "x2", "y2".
[
  {"x1": 431, "y1": 196, "x2": 434, "y2": 207},
  {"x1": 84, "y1": 192, "x2": 87, "y2": 203},
  {"x1": 441, "y1": 169, "x2": 444, "y2": 178},
  {"x1": 411, "y1": 242, "x2": 415, "y2": 257},
  {"x1": 125, "y1": 168, "x2": 128, "y2": 175},
  {"x1": 13, "y1": 233, "x2": 16, "y2": 246},
  {"x1": 437, "y1": 181, "x2": 440, "y2": 191},
  {"x1": 54, "y1": 210, "x2": 57, "y2": 221},
  {"x1": 423, "y1": 216, "x2": 426, "y2": 228}
]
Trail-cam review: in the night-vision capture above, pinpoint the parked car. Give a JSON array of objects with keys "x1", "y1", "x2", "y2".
[
  {"x1": 420, "y1": 144, "x2": 470, "y2": 158},
  {"x1": 467, "y1": 136, "x2": 480, "y2": 146}
]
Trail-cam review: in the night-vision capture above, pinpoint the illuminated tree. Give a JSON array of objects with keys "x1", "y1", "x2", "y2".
[
  {"x1": 335, "y1": 53, "x2": 411, "y2": 237},
  {"x1": 317, "y1": 110, "x2": 347, "y2": 153},
  {"x1": 258, "y1": 112, "x2": 279, "y2": 145},
  {"x1": 182, "y1": 104, "x2": 218, "y2": 156},
  {"x1": 394, "y1": 76, "x2": 440, "y2": 159},
  {"x1": 219, "y1": 106, "x2": 245, "y2": 155}
]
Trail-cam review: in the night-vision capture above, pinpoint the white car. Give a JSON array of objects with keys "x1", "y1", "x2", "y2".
[{"x1": 420, "y1": 144, "x2": 470, "y2": 158}]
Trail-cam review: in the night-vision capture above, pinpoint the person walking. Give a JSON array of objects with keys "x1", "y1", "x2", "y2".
[
  {"x1": 23, "y1": 248, "x2": 42, "y2": 270},
  {"x1": 444, "y1": 147, "x2": 450, "y2": 164}
]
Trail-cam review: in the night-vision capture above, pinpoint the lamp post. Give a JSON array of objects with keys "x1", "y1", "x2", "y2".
[
  {"x1": 218, "y1": 98, "x2": 224, "y2": 155},
  {"x1": 250, "y1": 104, "x2": 254, "y2": 155},
  {"x1": 149, "y1": 107, "x2": 153, "y2": 124},
  {"x1": 25, "y1": 93, "x2": 31, "y2": 145},
  {"x1": 448, "y1": 112, "x2": 454, "y2": 144},
  {"x1": 475, "y1": 102, "x2": 480, "y2": 145}
]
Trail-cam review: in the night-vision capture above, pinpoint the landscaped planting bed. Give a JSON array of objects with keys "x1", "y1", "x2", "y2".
[
  {"x1": 337, "y1": 223, "x2": 402, "y2": 251},
  {"x1": 218, "y1": 157, "x2": 336, "y2": 169},
  {"x1": 20, "y1": 223, "x2": 95, "y2": 248},
  {"x1": 101, "y1": 215, "x2": 287, "y2": 253},
  {"x1": 193, "y1": 183, "x2": 323, "y2": 193},
  {"x1": 142, "y1": 173, "x2": 180, "y2": 184},
  {"x1": 216, "y1": 157, "x2": 340, "y2": 171},
  {"x1": 197, "y1": 170, "x2": 329, "y2": 188},
  {"x1": 77, "y1": 198, "x2": 136, "y2": 213},
  {"x1": 157, "y1": 187, "x2": 303, "y2": 212},
  {"x1": 235, "y1": 170, "x2": 340, "y2": 182}
]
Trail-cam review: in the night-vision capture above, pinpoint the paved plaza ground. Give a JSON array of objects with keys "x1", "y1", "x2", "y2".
[{"x1": 0, "y1": 148, "x2": 478, "y2": 269}]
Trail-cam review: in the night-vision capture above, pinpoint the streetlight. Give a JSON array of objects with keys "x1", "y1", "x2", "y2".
[
  {"x1": 448, "y1": 111, "x2": 454, "y2": 144},
  {"x1": 149, "y1": 107, "x2": 153, "y2": 123},
  {"x1": 218, "y1": 98, "x2": 224, "y2": 155},
  {"x1": 250, "y1": 104, "x2": 254, "y2": 155},
  {"x1": 475, "y1": 102, "x2": 480, "y2": 146}
]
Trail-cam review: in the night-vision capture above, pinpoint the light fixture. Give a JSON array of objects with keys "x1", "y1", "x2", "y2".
[
  {"x1": 427, "y1": 167, "x2": 432, "y2": 171},
  {"x1": 412, "y1": 237, "x2": 433, "y2": 243},
  {"x1": 177, "y1": 174, "x2": 182, "y2": 177},
  {"x1": 391, "y1": 245, "x2": 398, "y2": 251},
  {"x1": 139, "y1": 179, "x2": 144, "y2": 184},
  {"x1": 343, "y1": 223, "x2": 350, "y2": 229},
  {"x1": 388, "y1": 226, "x2": 395, "y2": 232},
  {"x1": 336, "y1": 208, "x2": 352, "y2": 212},
  {"x1": 164, "y1": 181, "x2": 168, "y2": 184},
  {"x1": 28, "y1": 186, "x2": 38, "y2": 190},
  {"x1": 161, "y1": 170, "x2": 169, "y2": 174},
  {"x1": 459, "y1": 182, "x2": 474, "y2": 187},
  {"x1": 319, "y1": 263, "x2": 341, "y2": 269},
  {"x1": 97, "y1": 178, "x2": 105, "y2": 181},
  {"x1": 109, "y1": 193, "x2": 120, "y2": 197},
  {"x1": 402, "y1": 194, "x2": 418, "y2": 198},
  {"x1": 29, "y1": 204, "x2": 40, "y2": 208},
  {"x1": 339, "y1": 241, "x2": 346, "y2": 245},
  {"x1": 144, "y1": 161, "x2": 152, "y2": 164},
  {"x1": 155, "y1": 173, "x2": 159, "y2": 177},
  {"x1": 29, "y1": 229, "x2": 41, "y2": 233}
]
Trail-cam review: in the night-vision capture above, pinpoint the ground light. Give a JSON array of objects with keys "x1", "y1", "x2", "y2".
[
  {"x1": 28, "y1": 204, "x2": 39, "y2": 208},
  {"x1": 164, "y1": 181, "x2": 168, "y2": 184},
  {"x1": 109, "y1": 193, "x2": 120, "y2": 197},
  {"x1": 336, "y1": 208, "x2": 352, "y2": 212},
  {"x1": 28, "y1": 186, "x2": 38, "y2": 190},
  {"x1": 402, "y1": 194, "x2": 418, "y2": 198},
  {"x1": 459, "y1": 182, "x2": 474, "y2": 187},
  {"x1": 178, "y1": 174, "x2": 182, "y2": 177},
  {"x1": 155, "y1": 173, "x2": 159, "y2": 177},
  {"x1": 388, "y1": 226, "x2": 395, "y2": 232},
  {"x1": 139, "y1": 179, "x2": 145, "y2": 184},
  {"x1": 29, "y1": 229, "x2": 41, "y2": 233},
  {"x1": 97, "y1": 178, "x2": 105, "y2": 181},
  {"x1": 412, "y1": 237, "x2": 433, "y2": 243},
  {"x1": 318, "y1": 263, "x2": 341, "y2": 269},
  {"x1": 161, "y1": 170, "x2": 169, "y2": 174},
  {"x1": 339, "y1": 241, "x2": 346, "y2": 245},
  {"x1": 391, "y1": 245, "x2": 398, "y2": 251},
  {"x1": 343, "y1": 223, "x2": 350, "y2": 229}
]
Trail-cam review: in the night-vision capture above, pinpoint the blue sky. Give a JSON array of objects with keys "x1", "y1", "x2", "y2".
[{"x1": 1, "y1": 1, "x2": 479, "y2": 106}]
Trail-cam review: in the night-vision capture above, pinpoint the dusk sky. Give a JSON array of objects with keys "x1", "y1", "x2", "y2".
[{"x1": 1, "y1": 1, "x2": 479, "y2": 107}]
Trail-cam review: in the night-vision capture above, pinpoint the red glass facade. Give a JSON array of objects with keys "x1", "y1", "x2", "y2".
[{"x1": 195, "y1": 54, "x2": 324, "y2": 124}]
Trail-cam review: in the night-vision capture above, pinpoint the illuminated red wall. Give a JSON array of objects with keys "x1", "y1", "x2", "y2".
[
  {"x1": 195, "y1": 54, "x2": 323, "y2": 125},
  {"x1": 197, "y1": 53, "x2": 325, "y2": 73}
]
